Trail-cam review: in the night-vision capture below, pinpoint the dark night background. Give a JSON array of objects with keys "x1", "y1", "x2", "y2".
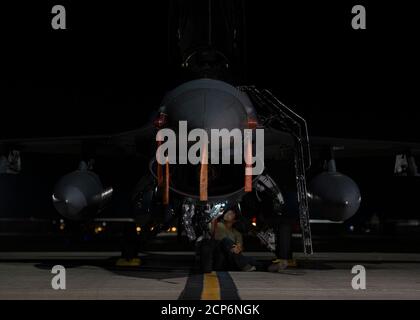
[{"x1": 1, "y1": 1, "x2": 419, "y2": 141}]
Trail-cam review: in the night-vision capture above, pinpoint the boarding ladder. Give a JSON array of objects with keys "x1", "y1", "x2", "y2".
[{"x1": 239, "y1": 86, "x2": 313, "y2": 255}]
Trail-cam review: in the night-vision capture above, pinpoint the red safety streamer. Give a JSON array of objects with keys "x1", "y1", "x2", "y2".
[{"x1": 200, "y1": 143, "x2": 208, "y2": 201}]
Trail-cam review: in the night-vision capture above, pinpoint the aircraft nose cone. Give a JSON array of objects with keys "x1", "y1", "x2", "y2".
[
  {"x1": 163, "y1": 79, "x2": 252, "y2": 132},
  {"x1": 52, "y1": 186, "x2": 87, "y2": 220}
]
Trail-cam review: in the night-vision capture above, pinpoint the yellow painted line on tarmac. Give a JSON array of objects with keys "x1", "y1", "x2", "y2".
[{"x1": 201, "y1": 271, "x2": 221, "y2": 300}]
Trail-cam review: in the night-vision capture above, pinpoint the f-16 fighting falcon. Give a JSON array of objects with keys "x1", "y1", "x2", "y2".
[{"x1": 2, "y1": 0, "x2": 420, "y2": 272}]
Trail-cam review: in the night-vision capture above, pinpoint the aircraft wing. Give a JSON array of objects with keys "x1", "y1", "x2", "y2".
[
  {"x1": 0, "y1": 124, "x2": 155, "y2": 158},
  {"x1": 3, "y1": 124, "x2": 420, "y2": 162},
  {"x1": 309, "y1": 136, "x2": 420, "y2": 158}
]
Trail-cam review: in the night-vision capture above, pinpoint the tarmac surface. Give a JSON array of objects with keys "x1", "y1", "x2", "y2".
[{"x1": 1, "y1": 251, "x2": 420, "y2": 300}]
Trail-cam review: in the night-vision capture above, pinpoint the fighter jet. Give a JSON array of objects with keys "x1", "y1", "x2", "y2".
[{"x1": 1, "y1": 0, "x2": 420, "y2": 260}]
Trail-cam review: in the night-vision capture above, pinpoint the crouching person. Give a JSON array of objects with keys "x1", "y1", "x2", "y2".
[{"x1": 212, "y1": 208, "x2": 256, "y2": 272}]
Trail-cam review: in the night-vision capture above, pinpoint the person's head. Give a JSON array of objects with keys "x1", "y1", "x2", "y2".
[{"x1": 223, "y1": 209, "x2": 237, "y2": 223}]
